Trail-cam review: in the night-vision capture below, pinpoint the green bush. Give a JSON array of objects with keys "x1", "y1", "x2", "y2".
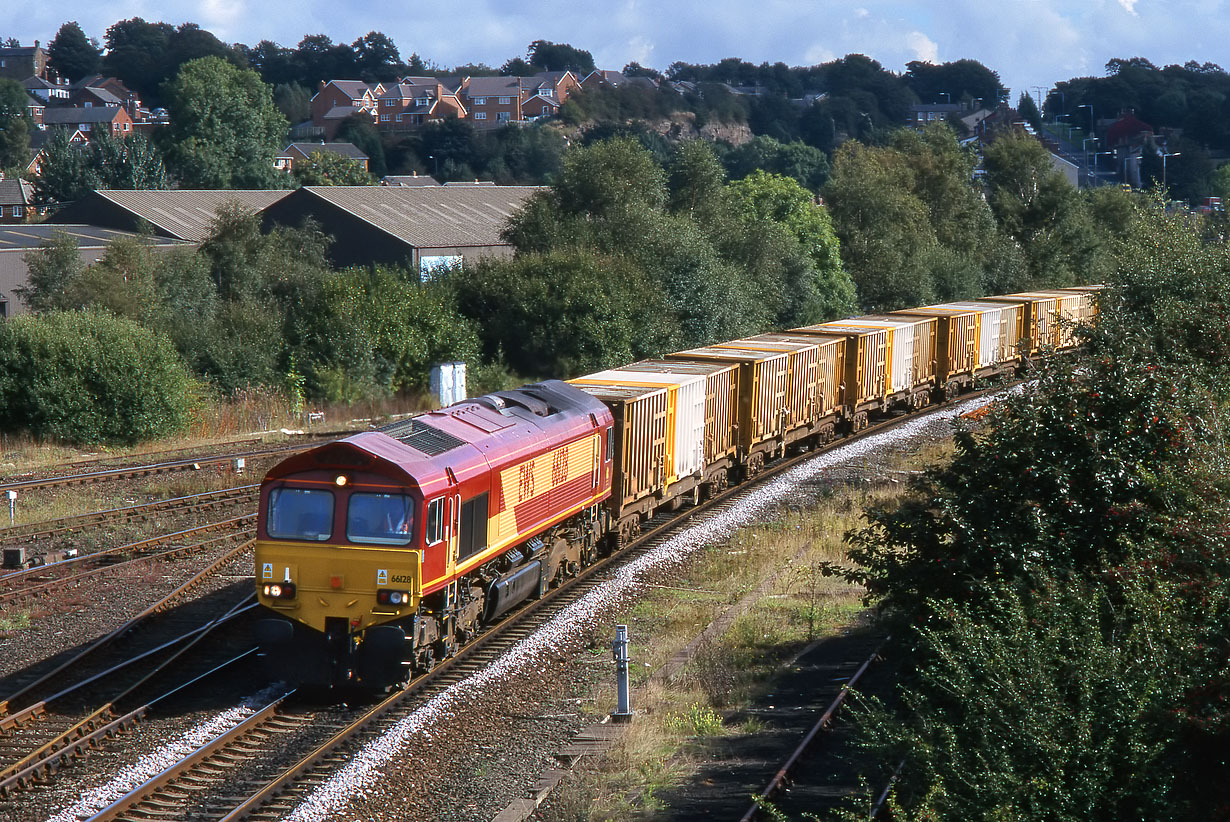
[{"x1": 0, "y1": 310, "x2": 194, "y2": 445}]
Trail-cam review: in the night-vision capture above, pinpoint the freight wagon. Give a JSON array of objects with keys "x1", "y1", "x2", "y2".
[{"x1": 253, "y1": 285, "x2": 1104, "y2": 693}]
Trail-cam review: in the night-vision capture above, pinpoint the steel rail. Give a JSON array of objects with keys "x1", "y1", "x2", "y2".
[
  {"x1": 0, "y1": 606, "x2": 258, "y2": 797},
  {"x1": 0, "y1": 484, "x2": 258, "y2": 543},
  {"x1": 0, "y1": 442, "x2": 322, "y2": 495},
  {"x1": 73, "y1": 384, "x2": 1012, "y2": 820},
  {"x1": 739, "y1": 639, "x2": 888, "y2": 822},
  {"x1": 0, "y1": 515, "x2": 255, "y2": 590},
  {"x1": 0, "y1": 539, "x2": 255, "y2": 716}
]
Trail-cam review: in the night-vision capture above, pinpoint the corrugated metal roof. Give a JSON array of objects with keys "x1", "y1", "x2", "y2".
[
  {"x1": 53, "y1": 190, "x2": 293, "y2": 242},
  {"x1": 294, "y1": 185, "x2": 542, "y2": 249},
  {"x1": 0, "y1": 224, "x2": 190, "y2": 251}
]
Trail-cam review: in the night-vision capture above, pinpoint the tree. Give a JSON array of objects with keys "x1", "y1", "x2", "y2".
[
  {"x1": 294, "y1": 35, "x2": 357, "y2": 85},
  {"x1": 526, "y1": 40, "x2": 595, "y2": 74},
  {"x1": 101, "y1": 18, "x2": 174, "y2": 102},
  {"x1": 337, "y1": 115, "x2": 388, "y2": 178},
  {"x1": 1016, "y1": 91, "x2": 1042, "y2": 130},
  {"x1": 668, "y1": 139, "x2": 727, "y2": 218},
  {"x1": 982, "y1": 131, "x2": 1101, "y2": 287},
  {"x1": 726, "y1": 170, "x2": 855, "y2": 319},
  {"x1": 17, "y1": 231, "x2": 86, "y2": 312},
  {"x1": 835, "y1": 204, "x2": 1230, "y2": 819},
  {"x1": 31, "y1": 127, "x2": 94, "y2": 205},
  {"x1": 904, "y1": 59, "x2": 1008, "y2": 109},
  {"x1": 0, "y1": 77, "x2": 30, "y2": 172},
  {"x1": 47, "y1": 21, "x2": 101, "y2": 82},
  {"x1": 273, "y1": 83, "x2": 312, "y2": 125},
  {"x1": 824, "y1": 140, "x2": 940, "y2": 310},
  {"x1": 33, "y1": 128, "x2": 166, "y2": 206},
  {"x1": 500, "y1": 57, "x2": 534, "y2": 76},
  {"x1": 294, "y1": 151, "x2": 374, "y2": 185},
  {"x1": 456, "y1": 251, "x2": 672, "y2": 378},
  {"x1": 0, "y1": 310, "x2": 194, "y2": 445},
  {"x1": 722, "y1": 136, "x2": 830, "y2": 191},
  {"x1": 162, "y1": 56, "x2": 289, "y2": 189},
  {"x1": 352, "y1": 31, "x2": 401, "y2": 81}
]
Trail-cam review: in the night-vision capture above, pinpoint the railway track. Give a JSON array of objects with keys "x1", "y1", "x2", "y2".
[
  {"x1": 0, "y1": 591, "x2": 260, "y2": 800},
  {"x1": 6, "y1": 386, "x2": 1005, "y2": 821},
  {"x1": 0, "y1": 440, "x2": 332, "y2": 496},
  {"x1": 0, "y1": 540, "x2": 256, "y2": 723},
  {"x1": 0, "y1": 517, "x2": 255, "y2": 605},
  {"x1": 77, "y1": 387, "x2": 1010, "y2": 821},
  {"x1": 0, "y1": 485, "x2": 259, "y2": 546}
]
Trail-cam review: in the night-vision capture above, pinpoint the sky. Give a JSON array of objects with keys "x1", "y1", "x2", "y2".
[{"x1": 4, "y1": 0, "x2": 1230, "y2": 101}]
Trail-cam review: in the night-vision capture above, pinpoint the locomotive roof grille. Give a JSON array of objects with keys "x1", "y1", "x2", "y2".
[{"x1": 386, "y1": 419, "x2": 468, "y2": 456}]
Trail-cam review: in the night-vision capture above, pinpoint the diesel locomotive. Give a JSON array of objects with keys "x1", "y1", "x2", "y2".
[{"x1": 254, "y1": 287, "x2": 1100, "y2": 690}]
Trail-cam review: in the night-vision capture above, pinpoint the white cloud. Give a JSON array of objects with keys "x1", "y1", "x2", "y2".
[
  {"x1": 1118, "y1": 0, "x2": 1140, "y2": 14},
  {"x1": 905, "y1": 30, "x2": 939, "y2": 63}
]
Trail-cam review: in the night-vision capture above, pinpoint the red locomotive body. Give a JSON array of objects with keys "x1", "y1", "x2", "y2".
[{"x1": 254, "y1": 380, "x2": 613, "y2": 688}]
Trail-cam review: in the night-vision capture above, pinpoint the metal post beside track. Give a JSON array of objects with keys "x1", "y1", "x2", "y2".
[{"x1": 612, "y1": 624, "x2": 633, "y2": 722}]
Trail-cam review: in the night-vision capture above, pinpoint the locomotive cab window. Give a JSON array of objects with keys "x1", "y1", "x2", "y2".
[
  {"x1": 267, "y1": 488, "x2": 334, "y2": 541},
  {"x1": 347, "y1": 493, "x2": 414, "y2": 545},
  {"x1": 425, "y1": 497, "x2": 445, "y2": 544}
]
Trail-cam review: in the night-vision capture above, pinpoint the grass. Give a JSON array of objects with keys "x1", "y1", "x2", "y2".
[{"x1": 538, "y1": 461, "x2": 945, "y2": 821}]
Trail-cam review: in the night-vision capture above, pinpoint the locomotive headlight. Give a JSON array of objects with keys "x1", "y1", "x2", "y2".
[
  {"x1": 335, "y1": 475, "x2": 348, "y2": 487},
  {"x1": 377, "y1": 589, "x2": 410, "y2": 607},
  {"x1": 262, "y1": 582, "x2": 297, "y2": 600}
]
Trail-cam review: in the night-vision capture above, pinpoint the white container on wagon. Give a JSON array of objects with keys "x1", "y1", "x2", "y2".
[{"x1": 569, "y1": 367, "x2": 707, "y2": 485}]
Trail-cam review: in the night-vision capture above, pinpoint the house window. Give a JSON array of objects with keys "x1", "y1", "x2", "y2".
[
  {"x1": 415, "y1": 97, "x2": 430, "y2": 106},
  {"x1": 123, "y1": 123, "x2": 130, "y2": 131},
  {"x1": 543, "y1": 89, "x2": 554, "y2": 98},
  {"x1": 498, "y1": 96, "x2": 511, "y2": 104},
  {"x1": 395, "y1": 113, "x2": 403, "y2": 121},
  {"x1": 384, "y1": 99, "x2": 394, "y2": 106},
  {"x1": 473, "y1": 112, "x2": 487, "y2": 120},
  {"x1": 542, "y1": 106, "x2": 550, "y2": 115},
  {"x1": 13, "y1": 206, "x2": 23, "y2": 217},
  {"x1": 84, "y1": 101, "x2": 92, "y2": 108},
  {"x1": 497, "y1": 111, "x2": 511, "y2": 121},
  {"x1": 473, "y1": 97, "x2": 486, "y2": 105},
  {"x1": 381, "y1": 113, "x2": 390, "y2": 121}
]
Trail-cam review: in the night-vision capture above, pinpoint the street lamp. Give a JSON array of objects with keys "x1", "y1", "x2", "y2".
[
  {"x1": 1091, "y1": 150, "x2": 1114, "y2": 185},
  {"x1": 1161, "y1": 151, "x2": 1181, "y2": 188},
  {"x1": 1076, "y1": 103, "x2": 1094, "y2": 136},
  {"x1": 1082, "y1": 137, "x2": 1099, "y2": 187}
]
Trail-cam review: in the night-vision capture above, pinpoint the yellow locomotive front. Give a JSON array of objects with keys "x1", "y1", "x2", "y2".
[{"x1": 253, "y1": 439, "x2": 436, "y2": 689}]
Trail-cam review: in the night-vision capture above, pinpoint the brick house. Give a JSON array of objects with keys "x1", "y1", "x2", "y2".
[
  {"x1": 41, "y1": 106, "x2": 135, "y2": 138},
  {"x1": 520, "y1": 71, "x2": 581, "y2": 114},
  {"x1": 309, "y1": 80, "x2": 384, "y2": 137},
  {"x1": 0, "y1": 179, "x2": 34, "y2": 224},
  {"x1": 276, "y1": 142, "x2": 370, "y2": 173},
  {"x1": 70, "y1": 76, "x2": 144, "y2": 120},
  {"x1": 458, "y1": 76, "x2": 525, "y2": 126},
  {"x1": 376, "y1": 78, "x2": 466, "y2": 132},
  {"x1": 0, "y1": 42, "x2": 49, "y2": 81}
]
